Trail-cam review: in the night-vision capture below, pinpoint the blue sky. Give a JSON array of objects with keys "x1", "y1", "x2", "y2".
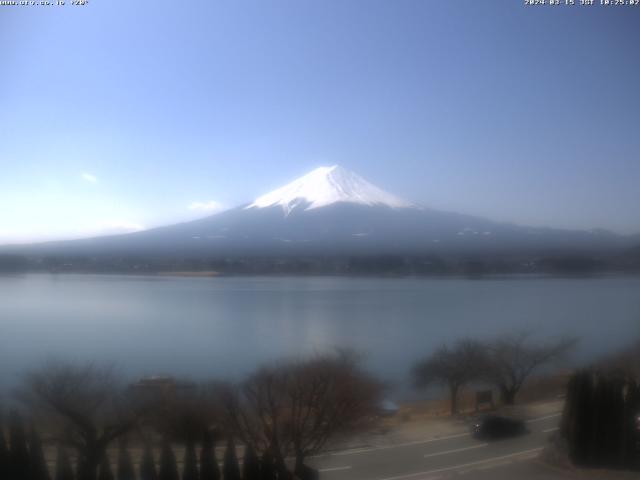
[{"x1": 1, "y1": 0, "x2": 639, "y2": 242}]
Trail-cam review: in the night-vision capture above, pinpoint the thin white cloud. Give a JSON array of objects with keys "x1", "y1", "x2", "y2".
[
  {"x1": 81, "y1": 172, "x2": 98, "y2": 183},
  {"x1": 188, "y1": 200, "x2": 225, "y2": 213}
]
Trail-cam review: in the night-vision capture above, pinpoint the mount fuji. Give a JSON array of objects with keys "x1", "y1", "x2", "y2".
[
  {"x1": 3, "y1": 166, "x2": 634, "y2": 265},
  {"x1": 245, "y1": 165, "x2": 416, "y2": 214}
]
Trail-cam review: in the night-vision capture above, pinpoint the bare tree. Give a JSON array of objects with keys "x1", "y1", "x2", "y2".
[
  {"x1": 413, "y1": 339, "x2": 488, "y2": 415},
  {"x1": 286, "y1": 352, "x2": 382, "y2": 474},
  {"x1": 20, "y1": 362, "x2": 140, "y2": 480},
  {"x1": 485, "y1": 333, "x2": 576, "y2": 405},
  {"x1": 222, "y1": 351, "x2": 383, "y2": 477},
  {"x1": 219, "y1": 365, "x2": 288, "y2": 474},
  {"x1": 146, "y1": 381, "x2": 223, "y2": 443}
]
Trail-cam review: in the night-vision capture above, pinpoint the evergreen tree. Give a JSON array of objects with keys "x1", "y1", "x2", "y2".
[
  {"x1": 564, "y1": 370, "x2": 593, "y2": 465},
  {"x1": 242, "y1": 445, "x2": 260, "y2": 480},
  {"x1": 8, "y1": 411, "x2": 30, "y2": 480},
  {"x1": 54, "y1": 446, "x2": 74, "y2": 480},
  {"x1": 606, "y1": 377, "x2": 625, "y2": 466},
  {"x1": 624, "y1": 381, "x2": 640, "y2": 468},
  {"x1": 259, "y1": 450, "x2": 275, "y2": 480},
  {"x1": 199, "y1": 431, "x2": 219, "y2": 480},
  {"x1": 116, "y1": 441, "x2": 136, "y2": 480},
  {"x1": 158, "y1": 440, "x2": 178, "y2": 480},
  {"x1": 562, "y1": 370, "x2": 640, "y2": 470},
  {"x1": 625, "y1": 381, "x2": 640, "y2": 469},
  {"x1": 98, "y1": 453, "x2": 114, "y2": 480},
  {"x1": 222, "y1": 439, "x2": 240, "y2": 480},
  {"x1": 29, "y1": 426, "x2": 51, "y2": 480},
  {"x1": 139, "y1": 444, "x2": 157, "y2": 480},
  {"x1": 595, "y1": 375, "x2": 619, "y2": 466},
  {"x1": 182, "y1": 439, "x2": 198, "y2": 480},
  {"x1": 0, "y1": 415, "x2": 9, "y2": 480}
]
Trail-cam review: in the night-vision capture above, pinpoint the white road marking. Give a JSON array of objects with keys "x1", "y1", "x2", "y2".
[
  {"x1": 319, "y1": 466, "x2": 352, "y2": 472},
  {"x1": 313, "y1": 411, "x2": 561, "y2": 460},
  {"x1": 376, "y1": 447, "x2": 544, "y2": 480},
  {"x1": 543, "y1": 427, "x2": 559, "y2": 433},
  {"x1": 411, "y1": 432, "x2": 470, "y2": 445},
  {"x1": 526, "y1": 413, "x2": 561, "y2": 423},
  {"x1": 326, "y1": 433, "x2": 470, "y2": 457},
  {"x1": 463, "y1": 459, "x2": 512, "y2": 473},
  {"x1": 423, "y1": 443, "x2": 488, "y2": 458}
]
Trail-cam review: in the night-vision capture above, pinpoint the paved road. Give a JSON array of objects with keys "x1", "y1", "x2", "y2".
[{"x1": 309, "y1": 413, "x2": 562, "y2": 480}]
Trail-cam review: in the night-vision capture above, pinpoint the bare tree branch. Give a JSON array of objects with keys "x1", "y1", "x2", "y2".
[
  {"x1": 485, "y1": 333, "x2": 577, "y2": 404},
  {"x1": 412, "y1": 339, "x2": 488, "y2": 415},
  {"x1": 19, "y1": 361, "x2": 141, "y2": 480}
]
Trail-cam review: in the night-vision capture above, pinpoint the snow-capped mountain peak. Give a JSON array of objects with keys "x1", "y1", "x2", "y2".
[{"x1": 245, "y1": 165, "x2": 416, "y2": 214}]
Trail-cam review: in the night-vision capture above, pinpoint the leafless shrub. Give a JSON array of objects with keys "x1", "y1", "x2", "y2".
[{"x1": 222, "y1": 350, "x2": 383, "y2": 474}]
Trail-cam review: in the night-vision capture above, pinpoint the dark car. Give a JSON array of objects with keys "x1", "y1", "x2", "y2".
[{"x1": 472, "y1": 415, "x2": 528, "y2": 440}]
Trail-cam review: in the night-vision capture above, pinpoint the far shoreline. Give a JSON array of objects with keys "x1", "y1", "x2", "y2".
[
  {"x1": 2, "y1": 270, "x2": 639, "y2": 281},
  {"x1": 154, "y1": 270, "x2": 220, "y2": 277}
]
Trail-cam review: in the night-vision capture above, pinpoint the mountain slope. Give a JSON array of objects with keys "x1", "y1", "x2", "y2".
[{"x1": 2, "y1": 165, "x2": 634, "y2": 259}]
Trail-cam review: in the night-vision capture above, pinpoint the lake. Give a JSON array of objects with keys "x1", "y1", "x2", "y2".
[{"x1": 1, "y1": 274, "x2": 639, "y2": 395}]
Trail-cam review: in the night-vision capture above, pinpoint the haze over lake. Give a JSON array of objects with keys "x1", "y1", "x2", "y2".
[{"x1": 1, "y1": 274, "x2": 639, "y2": 394}]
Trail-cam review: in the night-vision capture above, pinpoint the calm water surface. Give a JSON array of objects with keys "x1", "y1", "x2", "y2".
[{"x1": 1, "y1": 274, "x2": 639, "y2": 393}]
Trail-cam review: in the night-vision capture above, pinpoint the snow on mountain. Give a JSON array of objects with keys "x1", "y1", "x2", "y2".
[{"x1": 245, "y1": 165, "x2": 416, "y2": 214}]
